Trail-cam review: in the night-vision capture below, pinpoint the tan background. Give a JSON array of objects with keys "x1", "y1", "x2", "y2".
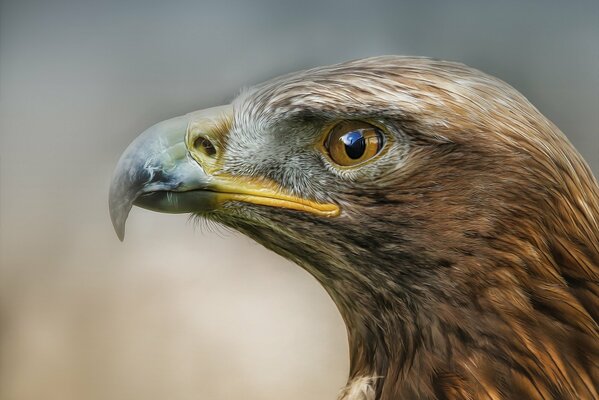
[{"x1": 0, "y1": 1, "x2": 597, "y2": 399}]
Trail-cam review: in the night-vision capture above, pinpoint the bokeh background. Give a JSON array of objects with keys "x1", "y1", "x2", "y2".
[{"x1": 0, "y1": 1, "x2": 597, "y2": 399}]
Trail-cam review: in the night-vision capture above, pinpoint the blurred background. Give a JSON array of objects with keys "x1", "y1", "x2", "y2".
[{"x1": 0, "y1": 1, "x2": 597, "y2": 399}]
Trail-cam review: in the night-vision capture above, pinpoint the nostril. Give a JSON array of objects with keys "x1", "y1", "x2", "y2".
[{"x1": 193, "y1": 136, "x2": 217, "y2": 157}]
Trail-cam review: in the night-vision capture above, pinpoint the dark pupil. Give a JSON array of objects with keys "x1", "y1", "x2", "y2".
[{"x1": 341, "y1": 130, "x2": 366, "y2": 159}]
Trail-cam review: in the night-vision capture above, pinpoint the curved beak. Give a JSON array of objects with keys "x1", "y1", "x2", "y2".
[
  {"x1": 108, "y1": 112, "x2": 217, "y2": 241},
  {"x1": 109, "y1": 105, "x2": 340, "y2": 241}
]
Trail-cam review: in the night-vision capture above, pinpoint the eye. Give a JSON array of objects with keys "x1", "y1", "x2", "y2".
[{"x1": 324, "y1": 121, "x2": 385, "y2": 167}]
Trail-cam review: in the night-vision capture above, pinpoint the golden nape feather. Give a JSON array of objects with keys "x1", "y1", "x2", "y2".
[{"x1": 110, "y1": 56, "x2": 599, "y2": 399}]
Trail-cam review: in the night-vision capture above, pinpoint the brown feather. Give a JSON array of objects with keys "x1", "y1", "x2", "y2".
[{"x1": 217, "y1": 56, "x2": 599, "y2": 399}]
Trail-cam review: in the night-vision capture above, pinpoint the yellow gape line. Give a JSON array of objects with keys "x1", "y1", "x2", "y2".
[{"x1": 211, "y1": 176, "x2": 340, "y2": 217}]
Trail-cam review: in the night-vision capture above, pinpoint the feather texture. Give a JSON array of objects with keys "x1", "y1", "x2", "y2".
[{"x1": 216, "y1": 57, "x2": 599, "y2": 399}]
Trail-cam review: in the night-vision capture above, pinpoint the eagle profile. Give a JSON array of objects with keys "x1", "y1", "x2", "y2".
[{"x1": 109, "y1": 56, "x2": 599, "y2": 399}]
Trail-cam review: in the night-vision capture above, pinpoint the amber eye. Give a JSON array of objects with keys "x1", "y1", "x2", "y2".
[{"x1": 324, "y1": 121, "x2": 385, "y2": 167}]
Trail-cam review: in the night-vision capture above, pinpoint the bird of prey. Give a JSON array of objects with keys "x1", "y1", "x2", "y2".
[{"x1": 109, "y1": 56, "x2": 599, "y2": 400}]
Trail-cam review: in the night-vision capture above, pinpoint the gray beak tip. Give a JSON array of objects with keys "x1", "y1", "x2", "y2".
[
  {"x1": 114, "y1": 218, "x2": 126, "y2": 242},
  {"x1": 109, "y1": 186, "x2": 132, "y2": 242}
]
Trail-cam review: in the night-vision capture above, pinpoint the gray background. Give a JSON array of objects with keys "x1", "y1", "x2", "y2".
[{"x1": 1, "y1": 1, "x2": 597, "y2": 399}]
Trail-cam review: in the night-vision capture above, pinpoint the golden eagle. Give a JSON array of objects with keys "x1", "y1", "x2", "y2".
[{"x1": 109, "y1": 56, "x2": 599, "y2": 399}]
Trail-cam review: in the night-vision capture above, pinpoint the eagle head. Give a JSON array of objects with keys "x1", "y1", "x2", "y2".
[{"x1": 109, "y1": 56, "x2": 599, "y2": 399}]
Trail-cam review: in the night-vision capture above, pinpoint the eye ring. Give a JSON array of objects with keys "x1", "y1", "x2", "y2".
[{"x1": 322, "y1": 121, "x2": 386, "y2": 167}]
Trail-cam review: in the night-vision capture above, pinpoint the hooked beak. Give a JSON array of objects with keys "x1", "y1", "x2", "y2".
[{"x1": 109, "y1": 105, "x2": 339, "y2": 241}]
